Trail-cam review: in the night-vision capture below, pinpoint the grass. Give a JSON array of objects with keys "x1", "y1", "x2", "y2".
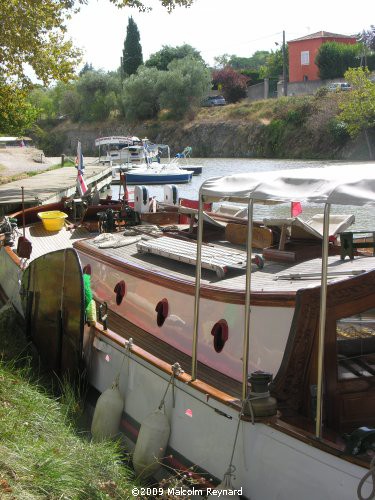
[{"x1": 0, "y1": 304, "x2": 136, "y2": 499}]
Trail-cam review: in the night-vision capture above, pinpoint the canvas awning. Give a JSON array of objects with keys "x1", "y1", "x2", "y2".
[{"x1": 200, "y1": 164, "x2": 375, "y2": 206}]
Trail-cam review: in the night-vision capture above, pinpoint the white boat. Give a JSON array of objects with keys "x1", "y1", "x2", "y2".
[
  {"x1": 2, "y1": 164, "x2": 375, "y2": 499},
  {"x1": 95, "y1": 135, "x2": 158, "y2": 165}
]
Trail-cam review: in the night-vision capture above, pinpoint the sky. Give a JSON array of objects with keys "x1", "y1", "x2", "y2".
[{"x1": 66, "y1": 0, "x2": 374, "y2": 71}]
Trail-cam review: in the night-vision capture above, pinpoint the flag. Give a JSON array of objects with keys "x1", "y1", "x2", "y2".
[
  {"x1": 291, "y1": 201, "x2": 302, "y2": 217},
  {"x1": 77, "y1": 170, "x2": 88, "y2": 196}
]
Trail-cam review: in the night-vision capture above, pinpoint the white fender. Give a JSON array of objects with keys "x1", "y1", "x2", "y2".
[
  {"x1": 163, "y1": 184, "x2": 179, "y2": 205},
  {"x1": 91, "y1": 378, "x2": 124, "y2": 441},
  {"x1": 132, "y1": 409, "x2": 170, "y2": 479},
  {"x1": 134, "y1": 185, "x2": 149, "y2": 213}
]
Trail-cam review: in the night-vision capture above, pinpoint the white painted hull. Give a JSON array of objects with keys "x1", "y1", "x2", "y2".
[
  {"x1": 86, "y1": 327, "x2": 368, "y2": 500},
  {"x1": 78, "y1": 252, "x2": 293, "y2": 381}
]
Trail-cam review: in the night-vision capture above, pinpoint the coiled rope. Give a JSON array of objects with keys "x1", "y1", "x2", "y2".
[{"x1": 358, "y1": 456, "x2": 375, "y2": 500}]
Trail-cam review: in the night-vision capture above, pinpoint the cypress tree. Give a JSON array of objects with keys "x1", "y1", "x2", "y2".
[{"x1": 122, "y1": 17, "x2": 143, "y2": 78}]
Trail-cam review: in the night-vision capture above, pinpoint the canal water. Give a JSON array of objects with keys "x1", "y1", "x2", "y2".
[{"x1": 108, "y1": 158, "x2": 374, "y2": 231}]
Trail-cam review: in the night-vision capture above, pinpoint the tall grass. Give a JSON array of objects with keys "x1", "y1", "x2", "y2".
[{"x1": 0, "y1": 304, "x2": 136, "y2": 499}]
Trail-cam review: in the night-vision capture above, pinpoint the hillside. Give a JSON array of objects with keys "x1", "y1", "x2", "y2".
[{"x1": 39, "y1": 94, "x2": 373, "y2": 161}]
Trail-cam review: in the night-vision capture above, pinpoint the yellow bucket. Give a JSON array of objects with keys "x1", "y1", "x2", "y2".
[{"x1": 38, "y1": 211, "x2": 68, "y2": 231}]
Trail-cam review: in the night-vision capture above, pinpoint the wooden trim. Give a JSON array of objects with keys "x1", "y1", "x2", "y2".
[
  {"x1": 4, "y1": 245, "x2": 21, "y2": 266},
  {"x1": 91, "y1": 321, "x2": 239, "y2": 406},
  {"x1": 75, "y1": 240, "x2": 296, "y2": 307}
]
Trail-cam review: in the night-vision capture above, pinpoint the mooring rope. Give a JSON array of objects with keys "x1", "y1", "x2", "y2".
[{"x1": 358, "y1": 456, "x2": 375, "y2": 500}]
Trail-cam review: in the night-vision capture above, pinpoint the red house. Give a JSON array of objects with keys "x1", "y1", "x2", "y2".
[{"x1": 288, "y1": 31, "x2": 357, "y2": 83}]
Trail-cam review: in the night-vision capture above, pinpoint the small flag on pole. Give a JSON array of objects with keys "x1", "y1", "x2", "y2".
[
  {"x1": 76, "y1": 141, "x2": 87, "y2": 196},
  {"x1": 76, "y1": 140, "x2": 85, "y2": 174},
  {"x1": 291, "y1": 201, "x2": 302, "y2": 217},
  {"x1": 77, "y1": 171, "x2": 88, "y2": 196}
]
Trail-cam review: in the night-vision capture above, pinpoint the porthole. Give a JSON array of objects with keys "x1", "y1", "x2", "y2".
[
  {"x1": 155, "y1": 298, "x2": 168, "y2": 327},
  {"x1": 113, "y1": 280, "x2": 126, "y2": 305},
  {"x1": 83, "y1": 264, "x2": 91, "y2": 275},
  {"x1": 211, "y1": 320, "x2": 228, "y2": 353}
]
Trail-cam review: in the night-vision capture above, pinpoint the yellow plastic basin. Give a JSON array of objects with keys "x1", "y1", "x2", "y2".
[{"x1": 37, "y1": 211, "x2": 68, "y2": 231}]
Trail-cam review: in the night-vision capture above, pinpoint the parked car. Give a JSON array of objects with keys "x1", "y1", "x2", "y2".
[
  {"x1": 202, "y1": 95, "x2": 226, "y2": 107},
  {"x1": 327, "y1": 82, "x2": 352, "y2": 92}
]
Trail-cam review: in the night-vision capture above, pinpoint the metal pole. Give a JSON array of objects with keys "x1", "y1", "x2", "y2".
[
  {"x1": 242, "y1": 199, "x2": 254, "y2": 401},
  {"x1": 282, "y1": 30, "x2": 288, "y2": 97},
  {"x1": 315, "y1": 203, "x2": 330, "y2": 439},
  {"x1": 191, "y1": 188, "x2": 204, "y2": 381}
]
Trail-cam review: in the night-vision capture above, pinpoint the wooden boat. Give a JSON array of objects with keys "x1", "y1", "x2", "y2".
[{"x1": 2, "y1": 164, "x2": 375, "y2": 499}]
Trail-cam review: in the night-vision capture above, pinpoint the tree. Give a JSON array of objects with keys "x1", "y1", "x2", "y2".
[
  {"x1": 0, "y1": 0, "x2": 194, "y2": 133},
  {"x1": 120, "y1": 66, "x2": 161, "y2": 121},
  {"x1": 145, "y1": 44, "x2": 205, "y2": 71},
  {"x1": 122, "y1": 17, "x2": 143, "y2": 77},
  {"x1": 340, "y1": 67, "x2": 375, "y2": 159},
  {"x1": 259, "y1": 48, "x2": 288, "y2": 79},
  {"x1": 212, "y1": 67, "x2": 248, "y2": 103},
  {"x1": 157, "y1": 57, "x2": 211, "y2": 118},
  {"x1": 213, "y1": 54, "x2": 232, "y2": 69},
  {"x1": 315, "y1": 42, "x2": 362, "y2": 80}
]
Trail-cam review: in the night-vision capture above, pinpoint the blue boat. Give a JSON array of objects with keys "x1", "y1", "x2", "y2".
[{"x1": 125, "y1": 166, "x2": 193, "y2": 185}]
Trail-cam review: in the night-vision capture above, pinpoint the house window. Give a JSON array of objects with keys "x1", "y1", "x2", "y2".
[
  {"x1": 301, "y1": 51, "x2": 310, "y2": 65},
  {"x1": 336, "y1": 307, "x2": 375, "y2": 380}
]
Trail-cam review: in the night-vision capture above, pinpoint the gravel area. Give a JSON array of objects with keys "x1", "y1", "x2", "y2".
[{"x1": 0, "y1": 147, "x2": 97, "y2": 179}]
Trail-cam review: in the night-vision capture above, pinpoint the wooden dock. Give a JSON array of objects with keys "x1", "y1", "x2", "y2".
[{"x1": 0, "y1": 165, "x2": 112, "y2": 215}]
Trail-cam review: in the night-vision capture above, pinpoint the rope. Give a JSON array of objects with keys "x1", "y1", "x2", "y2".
[
  {"x1": 158, "y1": 362, "x2": 183, "y2": 410},
  {"x1": 358, "y1": 456, "x2": 375, "y2": 500}
]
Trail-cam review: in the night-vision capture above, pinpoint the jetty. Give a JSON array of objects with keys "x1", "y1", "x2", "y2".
[{"x1": 0, "y1": 165, "x2": 112, "y2": 215}]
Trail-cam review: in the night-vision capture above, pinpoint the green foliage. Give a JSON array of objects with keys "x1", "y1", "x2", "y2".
[
  {"x1": 158, "y1": 57, "x2": 212, "y2": 118},
  {"x1": 0, "y1": 306, "x2": 136, "y2": 499},
  {"x1": 328, "y1": 119, "x2": 350, "y2": 145},
  {"x1": 145, "y1": 44, "x2": 204, "y2": 71},
  {"x1": 259, "y1": 47, "x2": 288, "y2": 79},
  {"x1": 230, "y1": 51, "x2": 270, "y2": 70},
  {"x1": 315, "y1": 42, "x2": 362, "y2": 79},
  {"x1": 122, "y1": 16, "x2": 143, "y2": 77},
  {"x1": 120, "y1": 66, "x2": 161, "y2": 120},
  {"x1": 265, "y1": 119, "x2": 286, "y2": 153},
  {"x1": 0, "y1": 80, "x2": 39, "y2": 135},
  {"x1": 339, "y1": 67, "x2": 375, "y2": 135},
  {"x1": 32, "y1": 126, "x2": 66, "y2": 155},
  {"x1": 62, "y1": 70, "x2": 121, "y2": 122}
]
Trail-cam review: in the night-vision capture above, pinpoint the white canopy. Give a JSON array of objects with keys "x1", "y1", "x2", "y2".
[{"x1": 200, "y1": 164, "x2": 375, "y2": 206}]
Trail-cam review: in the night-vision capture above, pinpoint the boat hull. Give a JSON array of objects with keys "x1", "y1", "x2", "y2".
[
  {"x1": 125, "y1": 171, "x2": 193, "y2": 185},
  {"x1": 85, "y1": 325, "x2": 368, "y2": 500}
]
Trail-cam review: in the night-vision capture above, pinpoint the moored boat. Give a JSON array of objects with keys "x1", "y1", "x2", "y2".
[{"x1": 2, "y1": 164, "x2": 375, "y2": 499}]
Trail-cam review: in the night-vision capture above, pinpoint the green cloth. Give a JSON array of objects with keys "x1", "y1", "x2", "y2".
[{"x1": 83, "y1": 274, "x2": 93, "y2": 310}]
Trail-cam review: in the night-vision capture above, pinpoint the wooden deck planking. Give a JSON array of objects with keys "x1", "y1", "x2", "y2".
[{"x1": 84, "y1": 234, "x2": 375, "y2": 293}]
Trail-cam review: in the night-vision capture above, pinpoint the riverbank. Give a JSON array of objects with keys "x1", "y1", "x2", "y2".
[
  {"x1": 37, "y1": 94, "x2": 374, "y2": 161},
  {"x1": 0, "y1": 305, "x2": 136, "y2": 499}
]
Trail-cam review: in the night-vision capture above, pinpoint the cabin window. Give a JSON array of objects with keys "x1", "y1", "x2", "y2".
[
  {"x1": 211, "y1": 320, "x2": 229, "y2": 353},
  {"x1": 155, "y1": 299, "x2": 168, "y2": 327},
  {"x1": 336, "y1": 307, "x2": 375, "y2": 380},
  {"x1": 113, "y1": 281, "x2": 126, "y2": 305}
]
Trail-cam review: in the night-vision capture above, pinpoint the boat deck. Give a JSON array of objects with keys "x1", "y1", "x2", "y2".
[
  {"x1": 77, "y1": 230, "x2": 375, "y2": 293},
  {"x1": 13, "y1": 223, "x2": 90, "y2": 262}
]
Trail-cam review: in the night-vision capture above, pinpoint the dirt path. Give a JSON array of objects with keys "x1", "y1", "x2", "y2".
[{"x1": 0, "y1": 147, "x2": 97, "y2": 183}]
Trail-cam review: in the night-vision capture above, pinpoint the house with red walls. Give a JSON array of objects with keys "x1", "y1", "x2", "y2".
[{"x1": 288, "y1": 31, "x2": 357, "y2": 83}]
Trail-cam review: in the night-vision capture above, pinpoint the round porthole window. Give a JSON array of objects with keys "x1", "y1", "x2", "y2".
[
  {"x1": 113, "y1": 280, "x2": 126, "y2": 306},
  {"x1": 155, "y1": 298, "x2": 169, "y2": 327},
  {"x1": 83, "y1": 264, "x2": 91, "y2": 275},
  {"x1": 211, "y1": 320, "x2": 229, "y2": 353}
]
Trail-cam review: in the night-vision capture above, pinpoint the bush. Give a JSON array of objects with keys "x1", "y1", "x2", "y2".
[
  {"x1": 316, "y1": 42, "x2": 362, "y2": 79},
  {"x1": 212, "y1": 67, "x2": 248, "y2": 103},
  {"x1": 328, "y1": 119, "x2": 350, "y2": 145}
]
